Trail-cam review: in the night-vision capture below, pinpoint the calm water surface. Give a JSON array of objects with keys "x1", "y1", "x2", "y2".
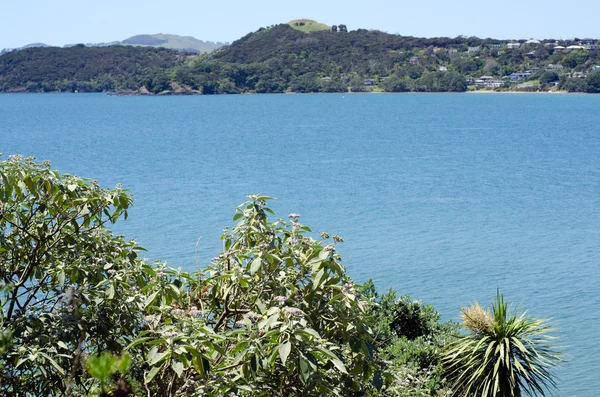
[{"x1": 1, "y1": 93, "x2": 599, "y2": 395}]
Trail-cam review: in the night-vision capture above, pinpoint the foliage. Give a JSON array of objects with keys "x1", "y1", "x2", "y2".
[
  {"x1": 128, "y1": 196, "x2": 382, "y2": 396},
  {"x1": 0, "y1": 157, "x2": 561, "y2": 396},
  {"x1": 539, "y1": 71, "x2": 559, "y2": 85},
  {"x1": 381, "y1": 76, "x2": 409, "y2": 92},
  {"x1": 86, "y1": 353, "x2": 132, "y2": 396},
  {"x1": 0, "y1": 45, "x2": 186, "y2": 93},
  {"x1": 559, "y1": 77, "x2": 588, "y2": 92},
  {"x1": 585, "y1": 69, "x2": 600, "y2": 93},
  {"x1": 3, "y1": 23, "x2": 600, "y2": 94},
  {"x1": 442, "y1": 292, "x2": 562, "y2": 397},
  {"x1": 358, "y1": 281, "x2": 458, "y2": 396},
  {"x1": 0, "y1": 155, "x2": 154, "y2": 396}
]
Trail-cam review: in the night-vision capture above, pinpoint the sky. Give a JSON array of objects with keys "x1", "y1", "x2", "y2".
[{"x1": 2, "y1": 0, "x2": 599, "y2": 49}]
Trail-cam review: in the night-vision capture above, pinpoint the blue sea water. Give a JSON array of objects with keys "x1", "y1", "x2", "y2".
[{"x1": 1, "y1": 92, "x2": 599, "y2": 394}]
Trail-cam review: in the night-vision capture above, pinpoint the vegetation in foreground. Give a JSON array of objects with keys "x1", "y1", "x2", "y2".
[{"x1": 0, "y1": 156, "x2": 562, "y2": 396}]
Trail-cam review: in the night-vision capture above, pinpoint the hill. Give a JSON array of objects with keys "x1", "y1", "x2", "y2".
[
  {"x1": 1, "y1": 22, "x2": 599, "y2": 94},
  {"x1": 0, "y1": 45, "x2": 187, "y2": 93},
  {"x1": 287, "y1": 19, "x2": 330, "y2": 33},
  {"x1": 121, "y1": 33, "x2": 224, "y2": 54}
]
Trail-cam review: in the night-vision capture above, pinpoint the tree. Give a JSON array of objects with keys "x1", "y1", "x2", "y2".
[
  {"x1": 0, "y1": 155, "x2": 152, "y2": 395},
  {"x1": 539, "y1": 71, "x2": 559, "y2": 85},
  {"x1": 380, "y1": 75, "x2": 409, "y2": 92},
  {"x1": 338, "y1": 24, "x2": 348, "y2": 33},
  {"x1": 349, "y1": 76, "x2": 366, "y2": 92},
  {"x1": 585, "y1": 69, "x2": 600, "y2": 93},
  {"x1": 442, "y1": 292, "x2": 562, "y2": 397},
  {"x1": 331, "y1": 25, "x2": 338, "y2": 32},
  {"x1": 289, "y1": 73, "x2": 319, "y2": 93}
]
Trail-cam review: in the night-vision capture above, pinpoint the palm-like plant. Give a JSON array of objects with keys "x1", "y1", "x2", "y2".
[{"x1": 442, "y1": 292, "x2": 562, "y2": 397}]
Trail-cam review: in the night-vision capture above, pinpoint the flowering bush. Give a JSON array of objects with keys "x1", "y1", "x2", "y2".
[{"x1": 129, "y1": 195, "x2": 381, "y2": 396}]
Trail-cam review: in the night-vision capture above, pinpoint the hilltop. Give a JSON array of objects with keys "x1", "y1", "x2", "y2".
[
  {"x1": 287, "y1": 19, "x2": 330, "y2": 33},
  {"x1": 1, "y1": 22, "x2": 599, "y2": 94}
]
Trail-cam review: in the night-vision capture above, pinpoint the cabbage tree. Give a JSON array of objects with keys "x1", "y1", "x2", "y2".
[{"x1": 442, "y1": 292, "x2": 562, "y2": 397}]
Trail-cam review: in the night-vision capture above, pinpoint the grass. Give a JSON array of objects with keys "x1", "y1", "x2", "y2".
[{"x1": 287, "y1": 19, "x2": 331, "y2": 33}]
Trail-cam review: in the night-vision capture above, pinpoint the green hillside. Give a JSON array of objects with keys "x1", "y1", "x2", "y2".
[
  {"x1": 287, "y1": 19, "x2": 330, "y2": 33},
  {"x1": 0, "y1": 45, "x2": 186, "y2": 93},
  {"x1": 1, "y1": 22, "x2": 600, "y2": 94},
  {"x1": 122, "y1": 33, "x2": 223, "y2": 53}
]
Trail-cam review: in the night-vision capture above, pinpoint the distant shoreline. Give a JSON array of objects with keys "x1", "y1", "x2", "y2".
[{"x1": 0, "y1": 89, "x2": 582, "y2": 96}]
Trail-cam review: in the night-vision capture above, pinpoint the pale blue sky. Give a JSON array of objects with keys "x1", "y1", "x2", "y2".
[{"x1": 2, "y1": 0, "x2": 599, "y2": 49}]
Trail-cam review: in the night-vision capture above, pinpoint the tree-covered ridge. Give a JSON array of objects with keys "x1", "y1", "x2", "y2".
[
  {"x1": 0, "y1": 45, "x2": 188, "y2": 93},
  {"x1": 1, "y1": 22, "x2": 600, "y2": 94}
]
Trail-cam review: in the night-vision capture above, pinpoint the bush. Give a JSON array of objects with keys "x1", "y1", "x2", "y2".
[
  {"x1": 0, "y1": 155, "x2": 151, "y2": 395},
  {"x1": 0, "y1": 157, "x2": 384, "y2": 396}
]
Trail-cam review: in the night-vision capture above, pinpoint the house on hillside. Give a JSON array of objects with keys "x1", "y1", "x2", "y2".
[
  {"x1": 526, "y1": 51, "x2": 537, "y2": 58},
  {"x1": 489, "y1": 44, "x2": 502, "y2": 49},
  {"x1": 586, "y1": 44, "x2": 600, "y2": 50},
  {"x1": 570, "y1": 72, "x2": 587, "y2": 78},
  {"x1": 525, "y1": 39, "x2": 541, "y2": 45},
  {"x1": 467, "y1": 46, "x2": 481, "y2": 54},
  {"x1": 507, "y1": 42, "x2": 521, "y2": 49},
  {"x1": 363, "y1": 79, "x2": 375, "y2": 86},
  {"x1": 409, "y1": 56, "x2": 420, "y2": 65},
  {"x1": 477, "y1": 76, "x2": 505, "y2": 88},
  {"x1": 439, "y1": 66, "x2": 448, "y2": 71},
  {"x1": 580, "y1": 38, "x2": 595, "y2": 45},
  {"x1": 447, "y1": 49, "x2": 458, "y2": 54},
  {"x1": 510, "y1": 72, "x2": 531, "y2": 81},
  {"x1": 546, "y1": 64, "x2": 564, "y2": 71}
]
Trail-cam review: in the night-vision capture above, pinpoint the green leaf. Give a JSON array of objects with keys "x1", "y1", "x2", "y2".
[
  {"x1": 249, "y1": 256, "x2": 262, "y2": 275},
  {"x1": 145, "y1": 365, "x2": 161, "y2": 384},
  {"x1": 145, "y1": 291, "x2": 159, "y2": 308},
  {"x1": 118, "y1": 354, "x2": 132, "y2": 373},
  {"x1": 56, "y1": 270, "x2": 65, "y2": 287},
  {"x1": 39, "y1": 352, "x2": 65, "y2": 376},
  {"x1": 149, "y1": 350, "x2": 171, "y2": 366},
  {"x1": 233, "y1": 213, "x2": 244, "y2": 221},
  {"x1": 125, "y1": 337, "x2": 153, "y2": 350},
  {"x1": 105, "y1": 283, "x2": 115, "y2": 300},
  {"x1": 172, "y1": 361, "x2": 184, "y2": 378},
  {"x1": 279, "y1": 341, "x2": 292, "y2": 365},
  {"x1": 330, "y1": 357, "x2": 347, "y2": 374},
  {"x1": 373, "y1": 371, "x2": 383, "y2": 390}
]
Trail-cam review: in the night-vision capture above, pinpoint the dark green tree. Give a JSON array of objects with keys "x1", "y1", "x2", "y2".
[{"x1": 585, "y1": 69, "x2": 600, "y2": 93}]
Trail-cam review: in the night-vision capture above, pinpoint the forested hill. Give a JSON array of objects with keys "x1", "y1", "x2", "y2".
[
  {"x1": 0, "y1": 45, "x2": 188, "y2": 93},
  {"x1": 213, "y1": 24, "x2": 490, "y2": 65},
  {"x1": 1, "y1": 23, "x2": 600, "y2": 94}
]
